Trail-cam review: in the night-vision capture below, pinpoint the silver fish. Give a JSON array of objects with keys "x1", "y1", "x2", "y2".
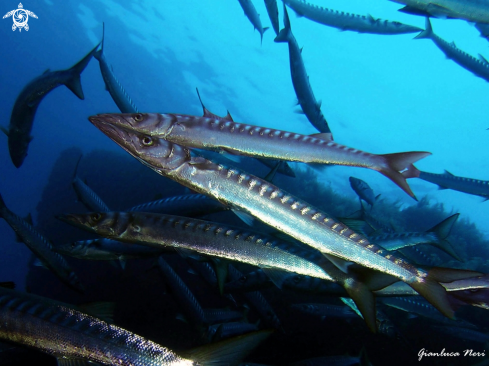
[
  {"x1": 93, "y1": 113, "x2": 430, "y2": 198},
  {"x1": 0, "y1": 193, "x2": 83, "y2": 293},
  {"x1": 0, "y1": 286, "x2": 271, "y2": 365},
  {"x1": 369, "y1": 214, "x2": 461, "y2": 261},
  {"x1": 284, "y1": 0, "x2": 422, "y2": 34},
  {"x1": 88, "y1": 115, "x2": 478, "y2": 320},
  {"x1": 415, "y1": 18, "x2": 489, "y2": 83},
  {"x1": 1, "y1": 42, "x2": 99, "y2": 168},
  {"x1": 391, "y1": 0, "x2": 489, "y2": 23},
  {"x1": 237, "y1": 0, "x2": 270, "y2": 44},
  {"x1": 404, "y1": 165, "x2": 489, "y2": 200},
  {"x1": 72, "y1": 155, "x2": 110, "y2": 212},
  {"x1": 57, "y1": 211, "x2": 334, "y2": 283},
  {"x1": 93, "y1": 23, "x2": 139, "y2": 113},
  {"x1": 275, "y1": 4, "x2": 332, "y2": 135},
  {"x1": 128, "y1": 193, "x2": 227, "y2": 216}
]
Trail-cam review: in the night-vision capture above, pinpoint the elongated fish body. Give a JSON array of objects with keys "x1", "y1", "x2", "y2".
[
  {"x1": 4, "y1": 43, "x2": 99, "y2": 168},
  {"x1": 391, "y1": 0, "x2": 489, "y2": 23},
  {"x1": 0, "y1": 194, "x2": 83, "y2": 293},
  {"x1": 158, "y1": 256, "x2": 207, "y2": 326},
  {"x1": 129, "y1": 194, "x2": 227, "y2": 216},
  {"x1": 228, "y1": 265, "x2": 281, "y2": 329},
  {"x1": 55, "y1": 238, "x2": 168, "y2": 261},
  {"x1": 369, "y1": 213, "x2": 461, "y2": 261},
  {"x1": 349, "y1": 177, "x2": 377, "y2": 207},
  {"x1": 284, "y1": 0, "x2": 421, "y2": 34},
  {"x1": 238, "y1": 0, "x2": 269, "y2": 43},
  {"x1": 58, "y1": 211, "x2": 333, "y2": 283},
  {"x1": 88, "y1": 116, "x2": 481, "y2": 319},
  {"x1": 399, "y1": 246, "x2": 440, "y2": 267},
  {"x1": 275, "y1": 5, "x2": 332, "y2": 135},
  {"x1": 415, "y1": 18, "x2": 489, "y2": 83},
  {"x1": 291, "y1": 303, "x2": 358, "y2": 319},
  {"x1": 404, "y1": 165, "x2": 489, "y2": 199},
  {"x1": 94, "y1": 24, "x2": 139, "y2": 113},
  {"x1": 72, "y1": 156, "x2": 110, "y2": 212},
  {"x1": 264, "y1": 0, "x2": 280, "y2": 35},
  {"x1": 0, "y1": 287, "x2": 271, "y2": 365},
  {"x1": 203, "y1": 308, "x2": 245, "y2": 324},
  {"x1": 225, "y1": 269, "x2": 274, "y2": 293},
  {"x1": 96, "y1": 113, "x2": 430, "y2": 198}
]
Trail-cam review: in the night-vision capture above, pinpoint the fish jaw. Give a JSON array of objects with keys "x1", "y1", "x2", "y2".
[
  {"x1": 89, "y1": 113, "x2": 172, "y2": 136},
  {"x1": 57, "y1": 212, "x2": 123, "y2": 238},
  {"x1": 89, "y1": 117, "x2": 189, "y2": 171}
]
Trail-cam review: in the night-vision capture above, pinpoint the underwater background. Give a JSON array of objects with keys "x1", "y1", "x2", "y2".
[{"x1": 1, "y1": 0, "x2": 489, "y2": 365}]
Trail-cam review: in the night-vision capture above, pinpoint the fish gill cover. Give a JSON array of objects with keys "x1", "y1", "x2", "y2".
[{"x1": 1, "y1": 0, "x2": 489, "y2": 365}]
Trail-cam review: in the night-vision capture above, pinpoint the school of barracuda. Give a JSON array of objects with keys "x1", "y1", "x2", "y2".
[{"x1": 2, "y1": 0, "x2": 489, "y2": 365}]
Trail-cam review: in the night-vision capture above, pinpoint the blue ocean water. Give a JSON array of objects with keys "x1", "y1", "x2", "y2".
[{"x1": 1, "y1": 0, "x2": 489, "y2": 365}]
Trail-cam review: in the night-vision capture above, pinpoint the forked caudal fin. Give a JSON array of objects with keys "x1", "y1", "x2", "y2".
[
  {"x1": 414, "y1": 17, "x2": 433, "y2": 40},
  {"x1": 64, "y1": 40, "x2": 101, "y2": 100},
  {"x1": 274, "y1": 3, "x2": 291, "y2": 43},
  {"x1": 428, "y1": 214, "x2": 463, "y2": 261},
  {"x1": 408, "y1": 267, "x2": 482, "y2": 319},
  {"x1": 180, "y1": 329, "x2": 273, "y2": 366},
  {"x1": 378, "y1": 151, "x2": 431, "y2": 198}
]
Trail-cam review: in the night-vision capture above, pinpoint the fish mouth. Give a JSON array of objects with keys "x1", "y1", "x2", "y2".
[
  {"x1": 89, "y1": 113, "x2": 137, "y2": 131},
  {"x1": 89, "y1": 117, "x2": 134, "y2": 147},
  {"x1": 56, "y1": 214, "x2": 92, "y2": 232}
]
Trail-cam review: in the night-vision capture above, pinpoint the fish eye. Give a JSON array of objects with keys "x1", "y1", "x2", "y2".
[
  {"x1": 90, "y1": 213, "x2": 102, "y2": 222},
  {"x1": 134, "y1": 114, "x2": 144, "y2": 122},
  {"x1": 141, "y1": 136, "x2": 154, "y2": 146}
]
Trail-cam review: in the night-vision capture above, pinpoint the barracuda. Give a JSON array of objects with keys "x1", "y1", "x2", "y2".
[
  {"x1": 237, "y1": 0, "x2": 269, "y2": 44},
  {"x1": 0, "y1": 287, "x2": 271, "y2": 365},
  {"x1": 87, "y1": 115, "x2": 482, "y2": 319},
  {"x1": 88, "y1": 112, "x2": 430, "y2": 198},
  {"x1": 57, "y1": 211, "x2": 334, "y2": 283},
  {"x1": 284, "y1": 0, "x2": 422, "y2": 34},
  {"x1": 0, "y1": 193, "x2": 83, "y2": 293}
]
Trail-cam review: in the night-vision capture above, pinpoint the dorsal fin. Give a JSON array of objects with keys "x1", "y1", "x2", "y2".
[
  {"x1": 444, "y1": 170, "x2": 454, "y2": 176},
  {"x1": 196, "y1": 87, "x2": 213, "y2": 117}
]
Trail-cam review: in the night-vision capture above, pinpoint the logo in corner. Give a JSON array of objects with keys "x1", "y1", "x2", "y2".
[{"x1": 3, "y1": 3, "x2": 37, "y2": 32}]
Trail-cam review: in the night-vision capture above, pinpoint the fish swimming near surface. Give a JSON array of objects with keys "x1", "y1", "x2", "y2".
[
  {"x1": 90, "y1": 112, "x2": 430, "y2": 198},
  {"x1": 72, "y1": 155, "x2": 110, "y2": 212},
  {"x1": 403, "y1": 165, "x2": 489, "y2": 200},
  {"x1": 237, "y1": 0, "x2": 270, "y2": 44},
  {"x1": 88, "y1": 115, "x2": 482, "y2": 321},
  {"x1": 264, "y1": 0, "x2": 280, "y2": 35},
  {"x1": 94, "y1": 23, "x2": 139, "y2": 113},
  {"x1": 349, "y1": 177, "x2": 379, "y2": 207},
  {"x1": 1, "y1": 42, "x2": 99, "y2": 168},
  {"x1": 0, "y1": 193, "x2": 84, "y2": 293},
  {"x1": 283, "y1": 0, "x2": 422, "y2": 35},
  {"x1": 275, "y1": 4, "x2": 333, "y2": 136},
  {"x1": 390, "y1": 0, "x2": 489, "y2": 23},
  {"x1": 0, "y1": 286, "x2": 272, "y2": 365},
  {"x1": 415, "y1": 18, "x2": 489, "y2": 83}
]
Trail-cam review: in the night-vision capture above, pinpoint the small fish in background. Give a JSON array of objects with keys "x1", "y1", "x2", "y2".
[
  {"x1": 414, "y1": 18, "x2": 489, "y2": 83},
  {"x1": 0, "y1": 193, "x2": 84, "y2": 293},
  {"x1": 390, "y1": 0, "x2": 489, "y2": 23},
  {"x1": 94, "y1": 23, "x2": 139, "y2": 113},
  {"x1": 264, "y1": 0, "x2": 279, "y2": 35},
  {"x1": 283, "y1": 0, "x2": 422, "y2": 35},
  {"x1": 1, "y1": 42, "x2": 99, "y2": 168},
  {"x1": 275, "y1": 4, "x2": 333, "y2": 136},
  {"x1": 403, "y1": 165, "x2": 489, "y2": 200},
  {"x1": 0, "y1": 286, "x2": 272, "y2": 365},
  {"x1": 237, "y1": 0, "x2": 269, "y2": 44},
  {"x1": 349, "y1": 177, "x2": 379, "y2": 207},
  {"x1": 72, "y1": 155, "x2": 110, "y2": 212}
]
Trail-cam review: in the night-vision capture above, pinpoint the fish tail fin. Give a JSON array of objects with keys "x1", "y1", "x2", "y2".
[
  {"x1": 65, "y1": 40, "x2": 101, "y2": 100},
  {"x1": 378, "y1": 151, "x2": 431, "y2": 198},
  {"x1": 428, "y1": 214, "x2": 462, "y2": 261},
  {"x1": 414, "y1": 17, "x2": 433, "y2": 39},
  {"x1": 274, "y1": 3, "x2": 291, "y2": 43},
  {"x1": 343, "y1": 280, "x2": 377, "y2": 334},
  {"x1": 181, "y1": 329, "x2": 273, "y2": 366},
  {"x1": 409, "y1": 267, "x2": 482, "y2": 319},
  {"x1": 94, "y1": 22, "x2": 105, "y2": 60}
]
